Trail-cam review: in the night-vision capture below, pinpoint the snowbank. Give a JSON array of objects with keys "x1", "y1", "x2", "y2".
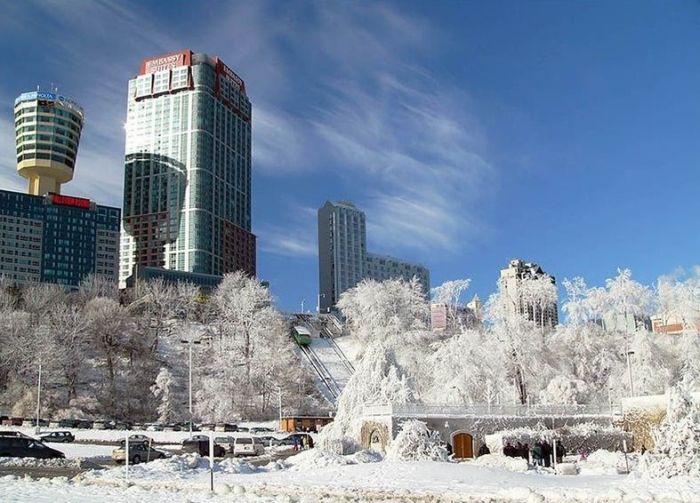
[
  {"x1": 283, "y1": 449, "x2": 350, "y2": 470},
  {"x1": 0, "y1": 456, "x2": 83, "y2": 469},
  {"x1": 473, "y1": 454, "x2": 529, "y2": 473},
  {"x1": 579, "y1": 449, "x2": 636, "y2": 475}
]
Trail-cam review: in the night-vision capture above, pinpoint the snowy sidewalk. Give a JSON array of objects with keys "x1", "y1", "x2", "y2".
[{"x1": 4, "y1": 451, "x2": 700, "y2": 502}]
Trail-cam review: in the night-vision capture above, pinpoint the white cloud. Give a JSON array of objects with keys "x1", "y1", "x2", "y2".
[{"x1": 1, "y1": 1, "x2": 497, "y2": 260}]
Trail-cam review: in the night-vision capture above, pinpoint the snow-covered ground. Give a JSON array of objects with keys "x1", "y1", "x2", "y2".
[
  {"x1": 4, "y1": 450, "x2": 700, "y2": 502},
  {"x1": 44, "y1": 443, "x2": 113, "y2": 460}
]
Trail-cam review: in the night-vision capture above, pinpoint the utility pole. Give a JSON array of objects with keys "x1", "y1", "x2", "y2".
[
  {"x1": 35, "y1": 362, "x2": 42, "y2": 435},
  {"x1": 188, "y1": 338, "x2": 193, "y2": 435}
]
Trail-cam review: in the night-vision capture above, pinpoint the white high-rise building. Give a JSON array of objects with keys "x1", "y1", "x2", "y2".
[{"x1": 317, "y1": 200, "x2": 429, "y2": 312}]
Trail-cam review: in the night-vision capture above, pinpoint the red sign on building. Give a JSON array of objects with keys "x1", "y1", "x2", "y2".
[
  {"x1": 140, "y1": 50, "x2": 192, "y2": 74},
  {"x1": 49, "y1": 193, "x2": 92, "y2": 209}
]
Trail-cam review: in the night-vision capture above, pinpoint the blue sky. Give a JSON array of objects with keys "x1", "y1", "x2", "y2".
[{"x1": 1, "y1": 1, "x2": 699, "y2": 312}]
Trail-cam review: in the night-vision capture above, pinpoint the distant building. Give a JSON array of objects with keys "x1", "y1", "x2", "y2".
[
  {"x1": 14, "y1": 91, "x2": 84, "y2": 196},
  {"x1": 650, "y1": 313, "x2": 700, "y2": 335},
  {"x1": 499, "y1": 259, "x2": 558, "y2": 328},
  {"x1": 365, "y1": 253, "x2": 429, "y2": 293},
  {"x1": 0, "y1": 190, "x2": 120, "y2": 288},
  {"x1": 317, "y1": 200, "x2": 429, "y2": 312},
  {"x1": 125, "y1": 265, "x2": 222, "y2": 294},
  {"x1": 119, "y1": 50, "x2": 255, "y2": 288},
  {"x1": 431, "y1": 295, "x2": 482, "y2": 331},
  {"x1": 599, "y1": 312, "x2": 652, "y2": 333}
]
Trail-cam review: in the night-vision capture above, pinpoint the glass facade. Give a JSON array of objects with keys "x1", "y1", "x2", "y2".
[
  {"x1": 0, "y1": 189, "x2": 120, "y2": 288},
  {"x1": 120, "y1": 51, "x2": 255, "y2": 288}
]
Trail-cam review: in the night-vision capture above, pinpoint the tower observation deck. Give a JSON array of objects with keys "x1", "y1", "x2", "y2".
[{"x1": 14, "y1": 90, "x2": 84, "y2": 196}]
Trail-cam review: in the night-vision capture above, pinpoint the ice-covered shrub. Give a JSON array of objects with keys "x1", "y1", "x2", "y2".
[
  {"x1": 638, "y1": 377, "x2": 700, "y2": 478},
  {"x1": 385, "y1": 420, "x2": 448, "y2": 461}
]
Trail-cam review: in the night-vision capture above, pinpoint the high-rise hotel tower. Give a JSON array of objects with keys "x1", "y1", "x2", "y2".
[
  {"x1": 14, "y1": 91, "x2": 84, "y2": 196},
  {"x1": 119, "y1": 50, "x2": 255, "y2": 287}
]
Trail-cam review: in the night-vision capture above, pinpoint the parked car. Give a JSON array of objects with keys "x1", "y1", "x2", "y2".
[
  {"x1": 186, "y1": 434, "x2": 210, "y2": 442},
  {"x1": 58, "y1": 419, "x2": 80, "y2": 428},
  {"x1": 76, "y1": 420, "x2": 93, "y2": 429},
  {"x1": 162, "y1": 424, "x2": 181, "y2": 432},
  {"x1": 21, "y1": 418, "x2": 48, "y2": 427},
  {"x1": 214, "y1": 423, "x2": 237, "y2": 432},
  {"x1": 272, "y1": 433, "x2": 314, "y2": 447},
  {"x1": 145, "y1": 423, "x2": 163, "y2": 432},
  {"x1": 112, "y1": 442, "x2": 166, "y2": 465},
  {"x1": 232, "y1": 436, "x2": 265, "y2": 457},
  {"x1": 48, "y1": 420, "x2": 61, "y2": 429},
  {"x1": 1, "y1": 417, "x2": 23, "y2": 426},
  {"x1": 214, "y1": 436, "x2": 236, "y2": 453},
  {"x1": 253, "y1": 435, "x2": 276, "y2": 447},
  {"x1": 181, "y1": 439, "x2": 226, "y2": 458},
  {"x1": 250, "y1": 427, "x2": 274, "y2": 434},
  {"x1": 39, "y1": 431, "x2": 75, "y2": 443},
  {"x1": 114, "y1": 421, "x2": 133, "y2": 430},
  {"x1": 119, "y1": 434, "x2": 152, "y2": 445},
  {"x1": 93, "y1": 420, "x2": 107, "y2": 430},
  {"x1": 0, "y1": 432, "x2": 64, "y2": 459},
  {"x1": 237, "y1": 426, "x2": 250, "y2": 433},
  {"x1": 199, "y1": 423, "x2": 215, "y2": 431}
]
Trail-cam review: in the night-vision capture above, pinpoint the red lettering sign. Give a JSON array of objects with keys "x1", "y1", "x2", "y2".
[
  {"x1": 216, "y1": 59, "x2": 245, "y2": 92},
  {"x1": 50, "y1": 194, "x2": 91, "y2": 209},
  {"x1": 140, "y1": 50, "x2": 192, "y2": 75}
]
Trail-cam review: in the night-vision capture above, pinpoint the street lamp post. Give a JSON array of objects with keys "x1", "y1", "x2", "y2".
[
  {"x1": 276, "y1": 385, "x2": 283, "y2": 428},
  {"x1": 625, "y1": 350, "x2": 635, "y2": 397},
  {"x1": 35, "y1": 362, "x2": 42, "y2": 435},
  {"x1": 181, "y1": 337, "x2": 200, "y2": 436}
]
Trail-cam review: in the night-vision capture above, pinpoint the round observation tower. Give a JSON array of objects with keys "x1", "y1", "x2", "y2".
[{"x1": 14, "y1": 90, "x2": 84, "y2": 195}]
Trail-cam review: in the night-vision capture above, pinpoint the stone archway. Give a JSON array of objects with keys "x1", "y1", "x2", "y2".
[
  {"x1": 452, "y1": 431, "x2": 474, "y2": 459},
  {"x1": 360, "y1": 422, "x2": 389, "y2": 453}
]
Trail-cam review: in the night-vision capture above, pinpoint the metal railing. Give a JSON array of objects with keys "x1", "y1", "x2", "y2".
[{"x1": 363, "y1": 402, "x2": 621, "y2": 418}]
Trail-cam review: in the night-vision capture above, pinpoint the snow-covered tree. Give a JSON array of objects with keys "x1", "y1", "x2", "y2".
[
  {"x1": 385, "y1": 419, "x2": 448, "y2": 461},
  {"x1": 539, "y1": 376, "x2": 590, "y2": 405},
  {"x1": 151, "y1": 367, "x2": 177, "y2": 423},
  {"x1": 642, "y1": 377, "x2": 700, "y2": 477},
  {"x1": 321, "y1": 278, "x2": 428, "y2": 451}
]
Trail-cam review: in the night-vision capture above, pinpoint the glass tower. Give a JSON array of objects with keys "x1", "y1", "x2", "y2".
[{"x1": 119, "y1": 50, "x2": 255, "y2": 287}]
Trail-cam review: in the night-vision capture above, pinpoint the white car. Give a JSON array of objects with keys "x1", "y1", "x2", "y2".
[{"x1": 233, "y1": 436, "x2": 265, "y2": 457}]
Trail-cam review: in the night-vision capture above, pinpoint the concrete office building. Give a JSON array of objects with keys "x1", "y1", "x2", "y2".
[
  {"x1": 119, "y1": 50, "x2": 255, "y2": 288},
  {"x1": 0, "y1": 190, "x2": 120, "y2": 287},
  {"x1": 14, "y1": 91, "x2": 84, "y2": 196},
  {"x1": 318, "y1": 200, "x2": 429, "y2": 312},
  {"x1": 499, "y1": 259, "x2": 558, "y2": 328}
]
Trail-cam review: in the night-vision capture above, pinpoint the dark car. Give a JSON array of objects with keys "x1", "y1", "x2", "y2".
[
  {"x1": 112, "y1": 442, "x2": 166, "y2": 464},
  {"x1": 58, "y1": 419, "x2": 79, "y2": 428},
  {"x1": 181, "y1": 439, "x2": 226, "y2": 458},
  {"x1": 0, "y1": 432, "x2": 64, "y2": 459},
  {"x1": 214, "y1": 422, "x2": 237, "y2": 432},
  {"x1": 40, "y1": 431, "x2": 75, "y2": 443},
  {"x1": 76, "y1": 420, "x2": 93, "y2": 429}
]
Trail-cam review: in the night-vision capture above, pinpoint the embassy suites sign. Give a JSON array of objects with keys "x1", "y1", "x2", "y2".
[{"x1": 140, "y1": 50, "x2": 192, "y2": 74}]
